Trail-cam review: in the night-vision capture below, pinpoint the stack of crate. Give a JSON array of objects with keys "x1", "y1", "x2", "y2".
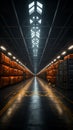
[
  {"x1": 25, "y1": 71, "x2": 33, "y2": 79},
  {"x1": 46, "y1": 60, "x2": 63, "y2": 84},
  {"x1": 56, "y1": 54, "x2": 73, "y2": 89},
  {"x1": 0, "y1": 52, "x2": 28, "y2": 88}
]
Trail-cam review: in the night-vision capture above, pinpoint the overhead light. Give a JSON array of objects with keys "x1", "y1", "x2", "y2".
[
  {"x1": 68, "y1": 45, "x2": 73, "y2": 50},
  {"x1": 0, "y1": 46, "x2": 6, "y2": 51},
  {"x1": 36, "y1": 16, "x2": 39, "y2": 20},
  {"x1": 33, "y1": 16, "x2": 35, "y2": 19},
  {"x1": 16, "y1": 59, "x2": 19, "y2": 62},
  {"x1": 29, "y1": 6, "x2": 35, "y2": 15},
  {"x1": 30, "y1": 19, "x2": 33, "y2": 24},
  {"x1": 32, "y1": 27, "x2": 35, "y2": 29},
  {"x1": 37, "y1": 6, "x2": 42, "y2": 14},
  {"x1": 8, "y1": 52, "x2": 12, "y2": 56},
  {"x1": 54, "y1": 59, "x2": 56, "y2": 62},
  {"x1": 51, "y1": 61, "x2": 53, "y2": 64},
  {"x1": 33, "y1": 49, "x2": 38, "y2": 53},
  {"x1": 57, "y1": 55, "x2": 61, "y2": 59},
  {"x1": 18, "y1": 61, "x2": 22, "y2": 64},
  {"x1": 13, "y1": 56, "x2": 16, "y2": 60},
  {"x1": 36, "y1": 27, "x2": 39, "y2": 29},
  {"x1": 36, "y1": 33, "x2": 40, "y2": 38},
  {"x1": 28, "y1": 1, "x2": 35, "y2": 9},
  {"x1": 37, "y1": 1, "x2": 43, "y2": 9},
  {"x1": 61, "y1": 51, "x2": 66, "y2": 55},
  {"x1": 38, "y1": 19, "x2": 42, "y2": 24},
  {"x1": 31, "y1": 33, "x2": 35, "y2": 38}
]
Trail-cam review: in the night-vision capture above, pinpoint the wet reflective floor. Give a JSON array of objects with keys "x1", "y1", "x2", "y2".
[{"x1": 0, "y1": 77, "x2": 73, "y2": 130}]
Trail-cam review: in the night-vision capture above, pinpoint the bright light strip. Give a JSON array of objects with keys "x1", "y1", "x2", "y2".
[
  {"x1": 19, "y1": 61, "x2": 21, "y2": 64},
  {"x1": 33, "y1": 49, "x2": 38, "y2": 56},
  {"x1": 32, "y1": 27, "x2": 35, "y2": 29},
  {"x1": 37, "y1": 1, "x2": 43, "y2": 9},
  {"x1": 0, "y1": 46, "x2": 6, "y2": 51},
  {"x1": 51, "y1": 61, "x2": 53, "y2": 64},
  {"x1": 30, "y1": 19, "x2": 33, "y2": 24},
  {"x1": 36, "y1": 16, "x2": 39, "y2": 20},
  {"x1": 36, "y1": 33, "x2": 40, "y2": 38},
  {"x1": 33, "y1": 16, "x2": 35, "y2": 19},
  {"x1": 29, "y1": 6, "x2": 35, "y2": 15},
  {"x1": 28, "y1": 1, "x2": 35, "y2": 9},
  {"x1": 36, "y1": 27, "x2": 39, "y2": 29},
  {"x1": 57, "y1": 55, "x2": 61, "y2": 59},
  {"x1": 37, "y1": 6, "x2": 42, "y2": 14},
  {"x1": 38, "y1": 19, "x2": 42, "y2": 24},
  {"x1": 31, "y1": 34, "x2": 35, "y2": 38},
  {"x1": 61, "y1": 51, "x2": 66, "y2": 55},
  {"x1": 16, "y1": 59, "x2": 19, "y2": 62},
  {"x1": 54, "y1": 59, "x2": 56, "y2": 62},
  {"x1": 8, "y1": 52, "x2": 12, "y2": 56},
  {"x1": 13, "y1": 56, "x2": 16, "y2": 60},
  {"x1": 68, "y1": 45, "x2": 73, "y2": 50}
]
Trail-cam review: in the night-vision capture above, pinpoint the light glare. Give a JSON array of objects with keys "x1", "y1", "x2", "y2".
[
  {"x1": 68, "y1": 45, "x2": 73, "y2": 50},
  {"x1": 61, "y1": 51, "x2": 66, "y2": 55},
  {"x1": 28, "y1": 1, "x2": 35, "y2": 9},
  {"x1": 29, "y1": 6, "x2": 35, "y2": 15},
  {"x1": 0, "y1": 46, "x2": 6, "y2": 51},
  {"x1": 8, "y1": 52, "x2": 12, "y2": 56},
  {"x1": 37, "y1": 6, "x2": 42, "y2": 14},
  {"x1": 37, "y1": 1, "x2": 43, "y2": 9},
  {"x1": 57, "y1": 56, "x2": 61, "y2": 59}
]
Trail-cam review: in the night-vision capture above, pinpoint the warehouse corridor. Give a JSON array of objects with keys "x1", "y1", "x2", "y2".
[
  {"x1": 0, "y1": 77, "x2": 73, "y2": 130},
  {"x1": 0, "y1": 0, "x2": 73, "y2": 129}
]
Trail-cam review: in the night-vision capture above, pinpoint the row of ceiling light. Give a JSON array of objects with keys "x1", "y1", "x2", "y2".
[
  {"x1": 28, "y1": 1, "x2": 43, "y2": 57},
  {"x1": 37, "y1": 44, "x2": 73, "y2": 74},
  {"x1": 48, "y1": 45, "x2": 73, "y2": 66},
  {"x1": 0, "y1": 45, "x2": 33, "y2": 74}
]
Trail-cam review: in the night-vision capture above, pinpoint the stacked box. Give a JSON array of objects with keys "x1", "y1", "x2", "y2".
[
  {"x1": 46, "y1": 60, "x2": 63, "y2": 84},
  {"x1": 0, "y1": 52, "x2": 31, "y2": 88},
  {"x1": 56, "y1": 54, "x2": 73, "y2": 89}
]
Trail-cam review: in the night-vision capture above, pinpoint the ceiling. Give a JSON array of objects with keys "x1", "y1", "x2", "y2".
[{"x1": 0, "y1": 0, "x2": 73, "y2": 73}]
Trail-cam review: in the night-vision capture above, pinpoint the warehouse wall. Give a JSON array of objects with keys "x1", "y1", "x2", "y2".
[{"x1": 0, "y1": 52, "x2": 33, "y2": 88}]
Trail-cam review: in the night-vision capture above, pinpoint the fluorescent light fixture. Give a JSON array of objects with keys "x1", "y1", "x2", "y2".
[
  {"x1": 8, "y1": 52, "x2": 12, "y2": 56},
  {"x1": 36, "y1": 16, "x2": 39, "y2": 20},
  {"x1": 33, "y1": 16, "x2": 35, "y2": 19},
  {"x1": 36, "y1": 33, "x2": 40, "y2": 38},
  {"x1": 19, "y1": 61, "x2": 21, "y2": 64},
  {"x1": 28, "y1": 1, "x2": 35, "y2": 9},
  {"x1": 37, "y1": 6, "x2": 42, "y2": 14},
  {"x1": 37, "y1": 1, "x2": 43, "y2": 9},
  {"x1": 68, "y1": 45, "x2": 73, "y2": 50},
  {"x1": 13, "y1": 56, "x2": 16, "y2": 60},
  {"x1": 38, "y1": 19, "x2": 42, "y2": 24},
  {"x1": 16, "y1": 59, "x2": 19, "y2": 62},
  {"x1": 36, "y1": 27, "x2": 39, "y2": 29},
  {"x1": 54, "y1": 59, "x2": 56, "y2": 62},
  {"x1": 31, "y1": 33, "x2": 35, "y2": 38},
  {"x1": 32, "y1": 27, "x2": 35, "y2": 30},
  {"x1": 57, "y1": 56, "x2": 60, "y2": 59},
  {"x1": 51, "y1": 61, "x2": 53, "y2": 64},
  {"x1": 61, "y1": 51, "x2": 66, "y2": 55},
  {"x1": 0, "y1": 46, "x2": 6, "y2": 51},
  {"x1": 29, "y1": 6, "x2": 35, "y2": 15},
  {"x1": 30, "y1": 19, "x2": 33, "y2": 24},
  {"x1": 33, "y1": 49, "x2": 38, "y2": 56}
]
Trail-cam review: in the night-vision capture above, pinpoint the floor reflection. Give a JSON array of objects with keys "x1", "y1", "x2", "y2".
[
  {"x1": 0, "y1": 79, "x2": 33, "y2": 123},
  {"x1": 28, "y1": 77, "x2": 42, "y2": 125},
  {"x1": 38, "y1": 78, "x2": 73, "y2": 126}
]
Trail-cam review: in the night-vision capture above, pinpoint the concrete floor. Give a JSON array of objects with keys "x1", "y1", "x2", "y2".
[{"x1": 0, "y1": 77, "x2": 73, "y2": 130}]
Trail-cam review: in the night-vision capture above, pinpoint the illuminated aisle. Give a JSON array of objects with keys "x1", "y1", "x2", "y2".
[{"x1": 0, "y1": 77, "x2": 73, "y2": 130}]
